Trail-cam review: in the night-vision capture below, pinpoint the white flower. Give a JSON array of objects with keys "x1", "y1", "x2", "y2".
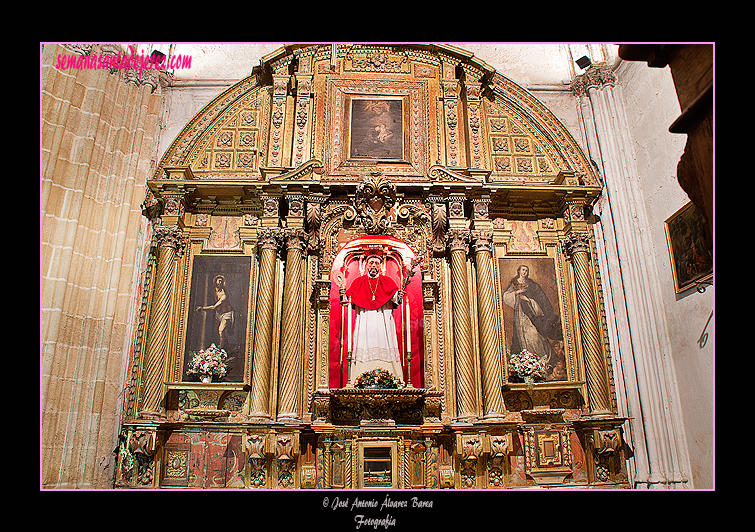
[{"x1": 187, "y1": 345, "x2": 229, "y2": 378}]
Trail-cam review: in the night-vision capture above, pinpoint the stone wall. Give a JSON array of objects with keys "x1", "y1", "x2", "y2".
[{"x1": 41, "y1": 44, "x2": 164, "y2": 488}]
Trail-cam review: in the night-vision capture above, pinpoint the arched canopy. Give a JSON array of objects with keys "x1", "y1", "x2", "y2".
[{"x1": 151, "y1": 43, "x2": 600, "y2": 218}]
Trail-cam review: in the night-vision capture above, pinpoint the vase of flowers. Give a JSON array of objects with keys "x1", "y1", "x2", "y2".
[
  {"x1": 354, "y1": 367, "x2": 399, "y2": 389},
  {"x1": 187, "y1": 344, "x2": 230, "y2": 383},
  {"x1": 509, "y1": 349, "x2": 546, "y2": 388}
]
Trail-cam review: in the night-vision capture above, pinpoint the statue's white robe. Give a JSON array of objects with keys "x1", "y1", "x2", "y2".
[{"x1": 351, "y1": 293, "x2": 404, "y2": 384}]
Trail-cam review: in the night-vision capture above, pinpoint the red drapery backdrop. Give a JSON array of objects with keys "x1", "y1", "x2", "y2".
[{"x1": 328, "y1": 235, "x2": 424, "y2": 388}]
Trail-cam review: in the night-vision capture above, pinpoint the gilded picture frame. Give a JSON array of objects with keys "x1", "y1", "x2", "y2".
[
  {"x1": 324, "y1": 78, "x2": 428, "y2": 178},
  {"x1": 498, "y1": 255, "x2": 568, "y2": 383},
  {"x1": 182, "y1": 254, "x2": 251, "y2": 382},
  {"x1": 664, "y1": 201, "x2": 713, "y2": 293}
]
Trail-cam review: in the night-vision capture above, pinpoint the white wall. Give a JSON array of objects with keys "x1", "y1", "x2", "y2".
[{"x1": 616, "y1": 60, "x2": 714, "y2": 488}]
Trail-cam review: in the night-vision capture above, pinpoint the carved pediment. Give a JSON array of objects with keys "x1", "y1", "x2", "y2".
[{"x1": 267, "y1": 159, "x2": 325, "y2": 187}]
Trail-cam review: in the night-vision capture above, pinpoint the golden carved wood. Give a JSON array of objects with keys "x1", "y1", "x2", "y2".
[{"x1": 123, "y1": 44, "x2": 629, "y2": 490}]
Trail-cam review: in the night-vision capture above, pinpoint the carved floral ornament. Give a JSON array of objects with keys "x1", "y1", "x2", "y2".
[
  {"x1": 345, "y1": 48, "x2": 409, "y2": 72},
  {"x1": 154, "y1": 225, "x2": 186, "y2": 255},
  {"x1": 562, "y1": 231, "x2": 592, "y2": 258},
  {"x1": 245, "y1": 434, "x2": 267, "y2": 487},
  {"x1": 118, "y1": 429, "x2": 157, "y2": 486},
  {"x1": 354, "y1": 172, "x2": 397, "y2": 234},
  {"x1": 276, "y1": 434, "x2": 297, "y2": 460},
  {"x1": 246, "y1": 434, "x2": 265, "y2": 460},
  {"x1": 595, "y1": 428, "x2": 621, "y2": 455}
]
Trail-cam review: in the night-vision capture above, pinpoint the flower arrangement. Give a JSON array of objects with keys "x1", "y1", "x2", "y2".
[
  {"x1": 509, "y1": 349, "x2": 546, "y2": 387},
  {"x1": 354, "y1": 367, "x2": 399, "y2": 389},
  {"x1": 187, "y1": 344, "x2": 229, "y2": 382}
]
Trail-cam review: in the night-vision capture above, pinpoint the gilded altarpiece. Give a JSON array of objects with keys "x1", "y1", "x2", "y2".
[{"x1": 115, "y1": 44, "x2": 629, "y2": 490}]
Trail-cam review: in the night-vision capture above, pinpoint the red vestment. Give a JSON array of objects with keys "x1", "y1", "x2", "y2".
[
  {"x1": 345, "y1": 273, "x2": 404, "y2": 385},
  {"x1": 346, "y1": 274, "x2": 399, "y2": 309}
]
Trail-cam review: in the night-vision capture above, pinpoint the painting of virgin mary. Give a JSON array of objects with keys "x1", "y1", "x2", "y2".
[{"x1": 501, "y1": 259, "x2": 565, "y2": 381}]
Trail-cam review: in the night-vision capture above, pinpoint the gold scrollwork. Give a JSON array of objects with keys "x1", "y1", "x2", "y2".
[{"x1": 354, "y1": 172, "x2": 397, "y2": 234}]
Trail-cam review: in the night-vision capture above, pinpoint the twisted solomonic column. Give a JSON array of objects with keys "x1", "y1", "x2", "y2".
[
  {"x1": 472, "y1": 232, "x2": 505, "y2": 418},
  {"x1": 277, "y1": 229, "x2": 307, "y2": 422},
  {"x1": 448, "y1": 229, "x2": 478, "y2": 421},
  {"x1": 563, "y1": 231, "x2": 612, "y2": 414},
  {"x1": 249, "y1": 229, "x2": 281, "y2": 419},
  {"x1": 138, "y1": 225, "x2": 185, "y2": 418}
]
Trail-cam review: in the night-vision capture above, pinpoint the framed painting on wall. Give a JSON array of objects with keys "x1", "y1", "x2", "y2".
[
  {"x1": 324, "y1": 78, "x2": 428, "y2": 178},
  {"x1": 183, "y1": 255, "x2": 251, "y2": 382},
  {"x1": 348, "y1": 97, "x2": 404, "y2": 161},
  {"x1": 498, "y1": 256, "x2": 567, "y2": 382},
  {"x1": 664, "y1": 201, "x2": 713, "y2": 293}
]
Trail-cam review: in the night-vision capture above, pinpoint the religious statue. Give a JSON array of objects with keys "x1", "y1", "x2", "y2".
[{"x1": 338, "y1": 248, "x2": 406, "y2": 385}]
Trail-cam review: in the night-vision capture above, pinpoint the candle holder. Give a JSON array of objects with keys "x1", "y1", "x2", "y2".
[
  {"x1": 346, "y1": 296, "x2": 354, "y2": 387},
  {"x1": 406, "y1": 352, "x2": 413, "y2": 389}
]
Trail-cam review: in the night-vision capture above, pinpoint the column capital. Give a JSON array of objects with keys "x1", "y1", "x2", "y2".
[
  {"x1": 257, "y1": 227, "x2": 282, "y2": 251},
  {"x1": 570, "y1": 62, "x2": 617, "y2": 97},
  {"x1": 562, "y1": 231, "x2": 592, "y2": 259},
  {"x1": 447, "y1": 228, "x2": 471, "y2": 253},
  {"x1": 471, "y1": 230, "x2": 493, "y2": 253},
  {"x1": 281, "y1": 228, "x2": 307, "y2": 252},
  {"x1": 153, "y1": 225, "x2": 185, "y2": 255}
]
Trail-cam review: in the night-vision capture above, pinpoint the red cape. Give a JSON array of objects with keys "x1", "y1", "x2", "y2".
[{"x1": 346, "y1": 274, "x2": 399, "y2": 310}]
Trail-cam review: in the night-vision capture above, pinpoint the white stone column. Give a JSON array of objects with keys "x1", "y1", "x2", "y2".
[{"x1": 572, "y1": 64, "x2": 691, "y2": 488}]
